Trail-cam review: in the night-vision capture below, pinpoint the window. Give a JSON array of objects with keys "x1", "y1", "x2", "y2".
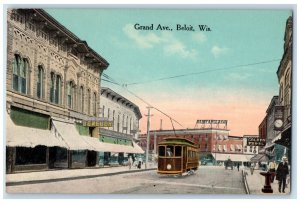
[
  {"x1": 102, "y1": 105, "x2": 105, "y2": 117},
  {"x1": 175, "y1": 146, "x2": 181, "y2": 157},
  {"x1": 87, "y1": 89, "x2": 91, "y2": 114},
  {"x1": 36, "y1": 65, "x2": 43, "y2": 99},
  {"x1": 166, "y1": 146, "x2": 174, "y2": 157},
  {"x1": 117, "y1": 114, "x2": 120, "y2": 132},
  {"x1": 12, "y1": 54, "x2": 28, "y2": 94},
  {"x1": 113, "y1": 110, "x2": 115, "y2": 130},
  {"x1": 107, "y1": 108, "x2": 110, "y2": 119},
  {"x1": 67, "y1": 81, "x2": 75, "y2": 109},
  {"x1": 50, "y1": 73, "x2": 61, "y2": 104},
  {"x1": 50, "y1": 72, "x2": 55, "y2": 102},
  {"x1": 159, "y1": 146, "x2": 165, "y2": 156},
  {"x1": 55, "y1": 75, "x2": 61, "y2": 104},
  {"x1": 93, "y1": 92, "x2": 97, "y2": 116},
  {"x1": 79, "y1": 86, "x2": 84, "y2": 112}
]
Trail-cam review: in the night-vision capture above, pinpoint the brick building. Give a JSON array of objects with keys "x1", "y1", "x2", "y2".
[{"x1": 138, "y1": 128, "x2": 252, "y2": 164}]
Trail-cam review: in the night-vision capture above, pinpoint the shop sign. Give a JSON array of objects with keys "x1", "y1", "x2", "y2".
[{"x1": 247, "y1": 137, "x2": 266, "y2": 146}]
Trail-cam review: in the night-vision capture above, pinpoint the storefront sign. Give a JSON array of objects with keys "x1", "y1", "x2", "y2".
[
  {"x1": 197, "y1": 120, "x2": 228, "y2": 124},
  {"x1": 82, "y1": 120, "x2": 113, "y2": 127},
  {"x1": 274, "y1": 105, "x2": 284, "y2": 120},
  {"x1": 247, "y1": 137, "x2": 266, "y2": 146}
]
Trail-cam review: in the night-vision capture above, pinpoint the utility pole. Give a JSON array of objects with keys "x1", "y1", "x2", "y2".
[
  {"x1": 145, "y1": 106, "x2": 153, "y2": 169},
  {"x1": 154, "y1": 131, "x2": 157, "y2": 154}
]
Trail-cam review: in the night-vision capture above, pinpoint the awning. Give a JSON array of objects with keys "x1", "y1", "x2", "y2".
[
  {"x1": 250, "y1": 154, "x2": 269, "y2": 162},
  {"x1": 6, "y1": 113, "x2": 66, "y2": 148},
  {"x1": 52, "y1": 119, "x2": 93, "y2": 150},
  {"x1": 212, "y1": 153, "x2": 253, "y2": 162}
]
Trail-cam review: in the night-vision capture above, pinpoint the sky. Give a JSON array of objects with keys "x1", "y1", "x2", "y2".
[{"x1": 45, "y1": 8, "x2": 292, "y2": 136}]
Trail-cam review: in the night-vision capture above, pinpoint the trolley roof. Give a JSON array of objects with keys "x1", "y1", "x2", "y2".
[{"x1": 158, "y1": 137, "x2": 197, "y2": 147}]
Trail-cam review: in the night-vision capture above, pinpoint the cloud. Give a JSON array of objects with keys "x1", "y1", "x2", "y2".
[
  {"x1": 123, "y1": 24, "x2": 198, "y2": 59},
  {"x1": 192, "y1": 33, "x2": 207, "y2": 43},
  {"x1": 123, "y1": 24, "x2": 162, "y2": 48},
  {"x1": 211, "y1": 45, "x2": 229, "y2": 58}
]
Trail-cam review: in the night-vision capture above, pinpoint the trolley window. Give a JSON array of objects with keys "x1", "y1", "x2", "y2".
[
  {"x1": 166, "y1": 146, "x2": 174, "y2": 157},
  {"x1": 159, "y1": 146, "x2": 165, "y2": 157},
  {"x1": 175, "y1": 146, "x2": 182, "y2": 157}
]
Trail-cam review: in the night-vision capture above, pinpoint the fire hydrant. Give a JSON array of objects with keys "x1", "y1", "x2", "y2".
[{"x1": 260, "y1": 171, "x2": 276, "y2": 193}]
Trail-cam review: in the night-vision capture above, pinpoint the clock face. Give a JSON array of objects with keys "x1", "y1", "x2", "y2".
[{"x1": 274, "y1": 119, "x2": 283, "y2": 128}]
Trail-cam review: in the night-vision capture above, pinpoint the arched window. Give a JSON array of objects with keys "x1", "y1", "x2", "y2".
[
  {"x1": 93, "y1": 92, "x2": 97, "y2": 116},
  {"x1": 87, "y1": 89, "x2": 91, "y2": 114},
  {"x1": 113, "y1": 110, "x2": 115, "y2": 130},
  {"x1": 79, "y1": 86, "x2": 84, "y2": 113},
  {"x1": 50, "y1": 73, "x2": 61, "y2": 104},
  {"x1": 55, "y1": 75, "x2": 61, "y2": 104},
  {"x1": 12, "y1": 54, "x2": 28, "y2": 94},
  {"x1": 37, "y1": 65, "x2": 44, "y2": 99},
  {"x1": 50, "y1": 72, "x2": 55, "y2": 103},
  {"x1": 67, "y1": 81, "x2": 75, "y2": 109}
]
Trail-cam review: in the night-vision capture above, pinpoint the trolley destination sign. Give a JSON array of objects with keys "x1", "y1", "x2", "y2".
[{"x1": 247, "y1": 137, "x2": 266, "y2": 146}]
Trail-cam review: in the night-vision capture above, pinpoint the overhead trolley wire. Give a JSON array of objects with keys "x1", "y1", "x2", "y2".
[{"x1": 124, "y1": 59, "x2": 281, "y2": 86}]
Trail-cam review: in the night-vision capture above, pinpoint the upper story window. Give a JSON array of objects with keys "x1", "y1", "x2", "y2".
[
  {"x1": 79, "y1": 86, "x2": 84, "y2": 113},
  {"x1": 93, "y1": 92, "x2": 97, "y2": 116},
  {"x1": 36, "y1": 65, "x2": 44, "y2": 99},
  {"x1": 67, "y1": 81, "x2": 75, "y2": 109},
  {"x1": 50, "y1": 72, "x2": 61, "y2": 104},
  {"x1": 12, "y1": 54, "x2": 28, "y2": 94},
  {"x1": 87, "y1": 89, "x2": 91, "y2": 115}
]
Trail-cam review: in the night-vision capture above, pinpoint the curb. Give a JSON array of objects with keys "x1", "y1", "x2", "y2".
[
  {"x1": 6, "y1": 168, "x2": 156, "y2": 187},
  {"x1": 242, "y1": 169, "x2": 250, "y2": 194}
]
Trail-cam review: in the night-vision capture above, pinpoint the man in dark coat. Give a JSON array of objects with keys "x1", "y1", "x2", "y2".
[{"x1": 276, "y1": 156, "x2": 289, "y2": 193}]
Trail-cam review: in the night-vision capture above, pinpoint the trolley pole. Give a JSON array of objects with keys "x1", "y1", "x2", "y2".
[{"x1": 145, "y1": 107, "x2": 153, "y2": 169}]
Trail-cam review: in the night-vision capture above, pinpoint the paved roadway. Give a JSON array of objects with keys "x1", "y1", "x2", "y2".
[{"x1": 6, "y1": 166, "x2": 246, "y2": 194}]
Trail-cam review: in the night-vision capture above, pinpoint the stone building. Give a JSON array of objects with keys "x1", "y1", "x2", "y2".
[
  {"x1": 273, "y1": 16, "x2": 292, "y2": 160},
  {"x1": 5, "y1": 9, "x2": 143, "y2": 173},
  {"x1": 99, "y1": 87, "x2": 143, "y2": 165}
]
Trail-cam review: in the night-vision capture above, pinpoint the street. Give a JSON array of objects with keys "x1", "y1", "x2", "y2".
[{"x1": 6, "y1": 166, "x2": 246, "y2": 194}]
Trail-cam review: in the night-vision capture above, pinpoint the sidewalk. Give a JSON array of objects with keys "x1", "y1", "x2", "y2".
[
  {"x1": 6, "y1": 163, "x2": 157, "y2": 186},
  {"x1": 243, "y1": 168, "x2": 290, "y2": 195}
]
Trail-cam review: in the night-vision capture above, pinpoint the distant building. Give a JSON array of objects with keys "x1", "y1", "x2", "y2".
[
  {"x1": 99, "y1": 87, "x2": 143, "y2": 165},
  {"x1": 273, "y1": 16, "x2": 292, "y2": 161},
  {"x1": 138, "y1": 123, "x2": 252, "y2": 165},
  {"x1": 258, "y1": 115, "x2": 267, "y2": 141},
  {"x1": 242, "y1": 135, "x2": 259, "y2": 155}
]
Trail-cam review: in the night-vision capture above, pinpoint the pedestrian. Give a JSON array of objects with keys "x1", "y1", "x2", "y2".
[
  {"x1": 268, "y1": 160, "x2": 276, "y2": 183},
  {"x1": 276, "y1": 156, "x2": 289, "y2": 193},
  {"x1": 237, "y1": 162, "x2": 240, "y2": 171},
  {"x1": 137, "y1": 156, "x2": 143, "y2": 169},
  {"x1": 250, "y1": 162, "x2": 255, "y2": 175},
  {"x1": 128, "y1": 156, "x2": 133, "y2": 170}
]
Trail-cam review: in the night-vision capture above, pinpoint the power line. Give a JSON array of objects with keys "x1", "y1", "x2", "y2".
[
  {"x1": 102, "y1": 74, "x2": 185, "y2": 128},
  {"x1": 124, "y1": 59, "x2": 281, "y2": 86}
]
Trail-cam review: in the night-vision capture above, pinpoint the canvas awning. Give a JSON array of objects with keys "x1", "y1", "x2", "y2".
[
  {"x1": 6, "y1": 113, "x2": 66, "y2": 148},
  {"x1": 51, "y1": 119, "x2": 93, "y2": 150},
  {"x1": 212, "y1": 153, "x2": 253, "y2": 162},
  {"x1": 250, "y1": 154, "x2": 269, "y2": 162},
  {"x1": 81, "y1": 136, "x2": 144, "y2": 154}
]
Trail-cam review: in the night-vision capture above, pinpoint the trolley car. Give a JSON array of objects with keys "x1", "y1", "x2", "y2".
[{"x1": 157, "y1": 137, "x2": 199, "y2": 175}]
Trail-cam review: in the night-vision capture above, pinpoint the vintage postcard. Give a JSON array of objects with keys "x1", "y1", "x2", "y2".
[{"x1": 4, "y1": 7, "x2": 293, "y2": 196}]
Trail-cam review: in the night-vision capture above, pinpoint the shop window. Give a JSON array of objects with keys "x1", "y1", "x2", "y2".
[
  {"x1": 12, "y1": 54, "x2": 28, "y2": 94},
  {"x1": 15, "y1": 146, "x2": 47, "y2": 165},
  {"x1": 72, "y1": 150, "x2": 86, "y2": 164}
]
